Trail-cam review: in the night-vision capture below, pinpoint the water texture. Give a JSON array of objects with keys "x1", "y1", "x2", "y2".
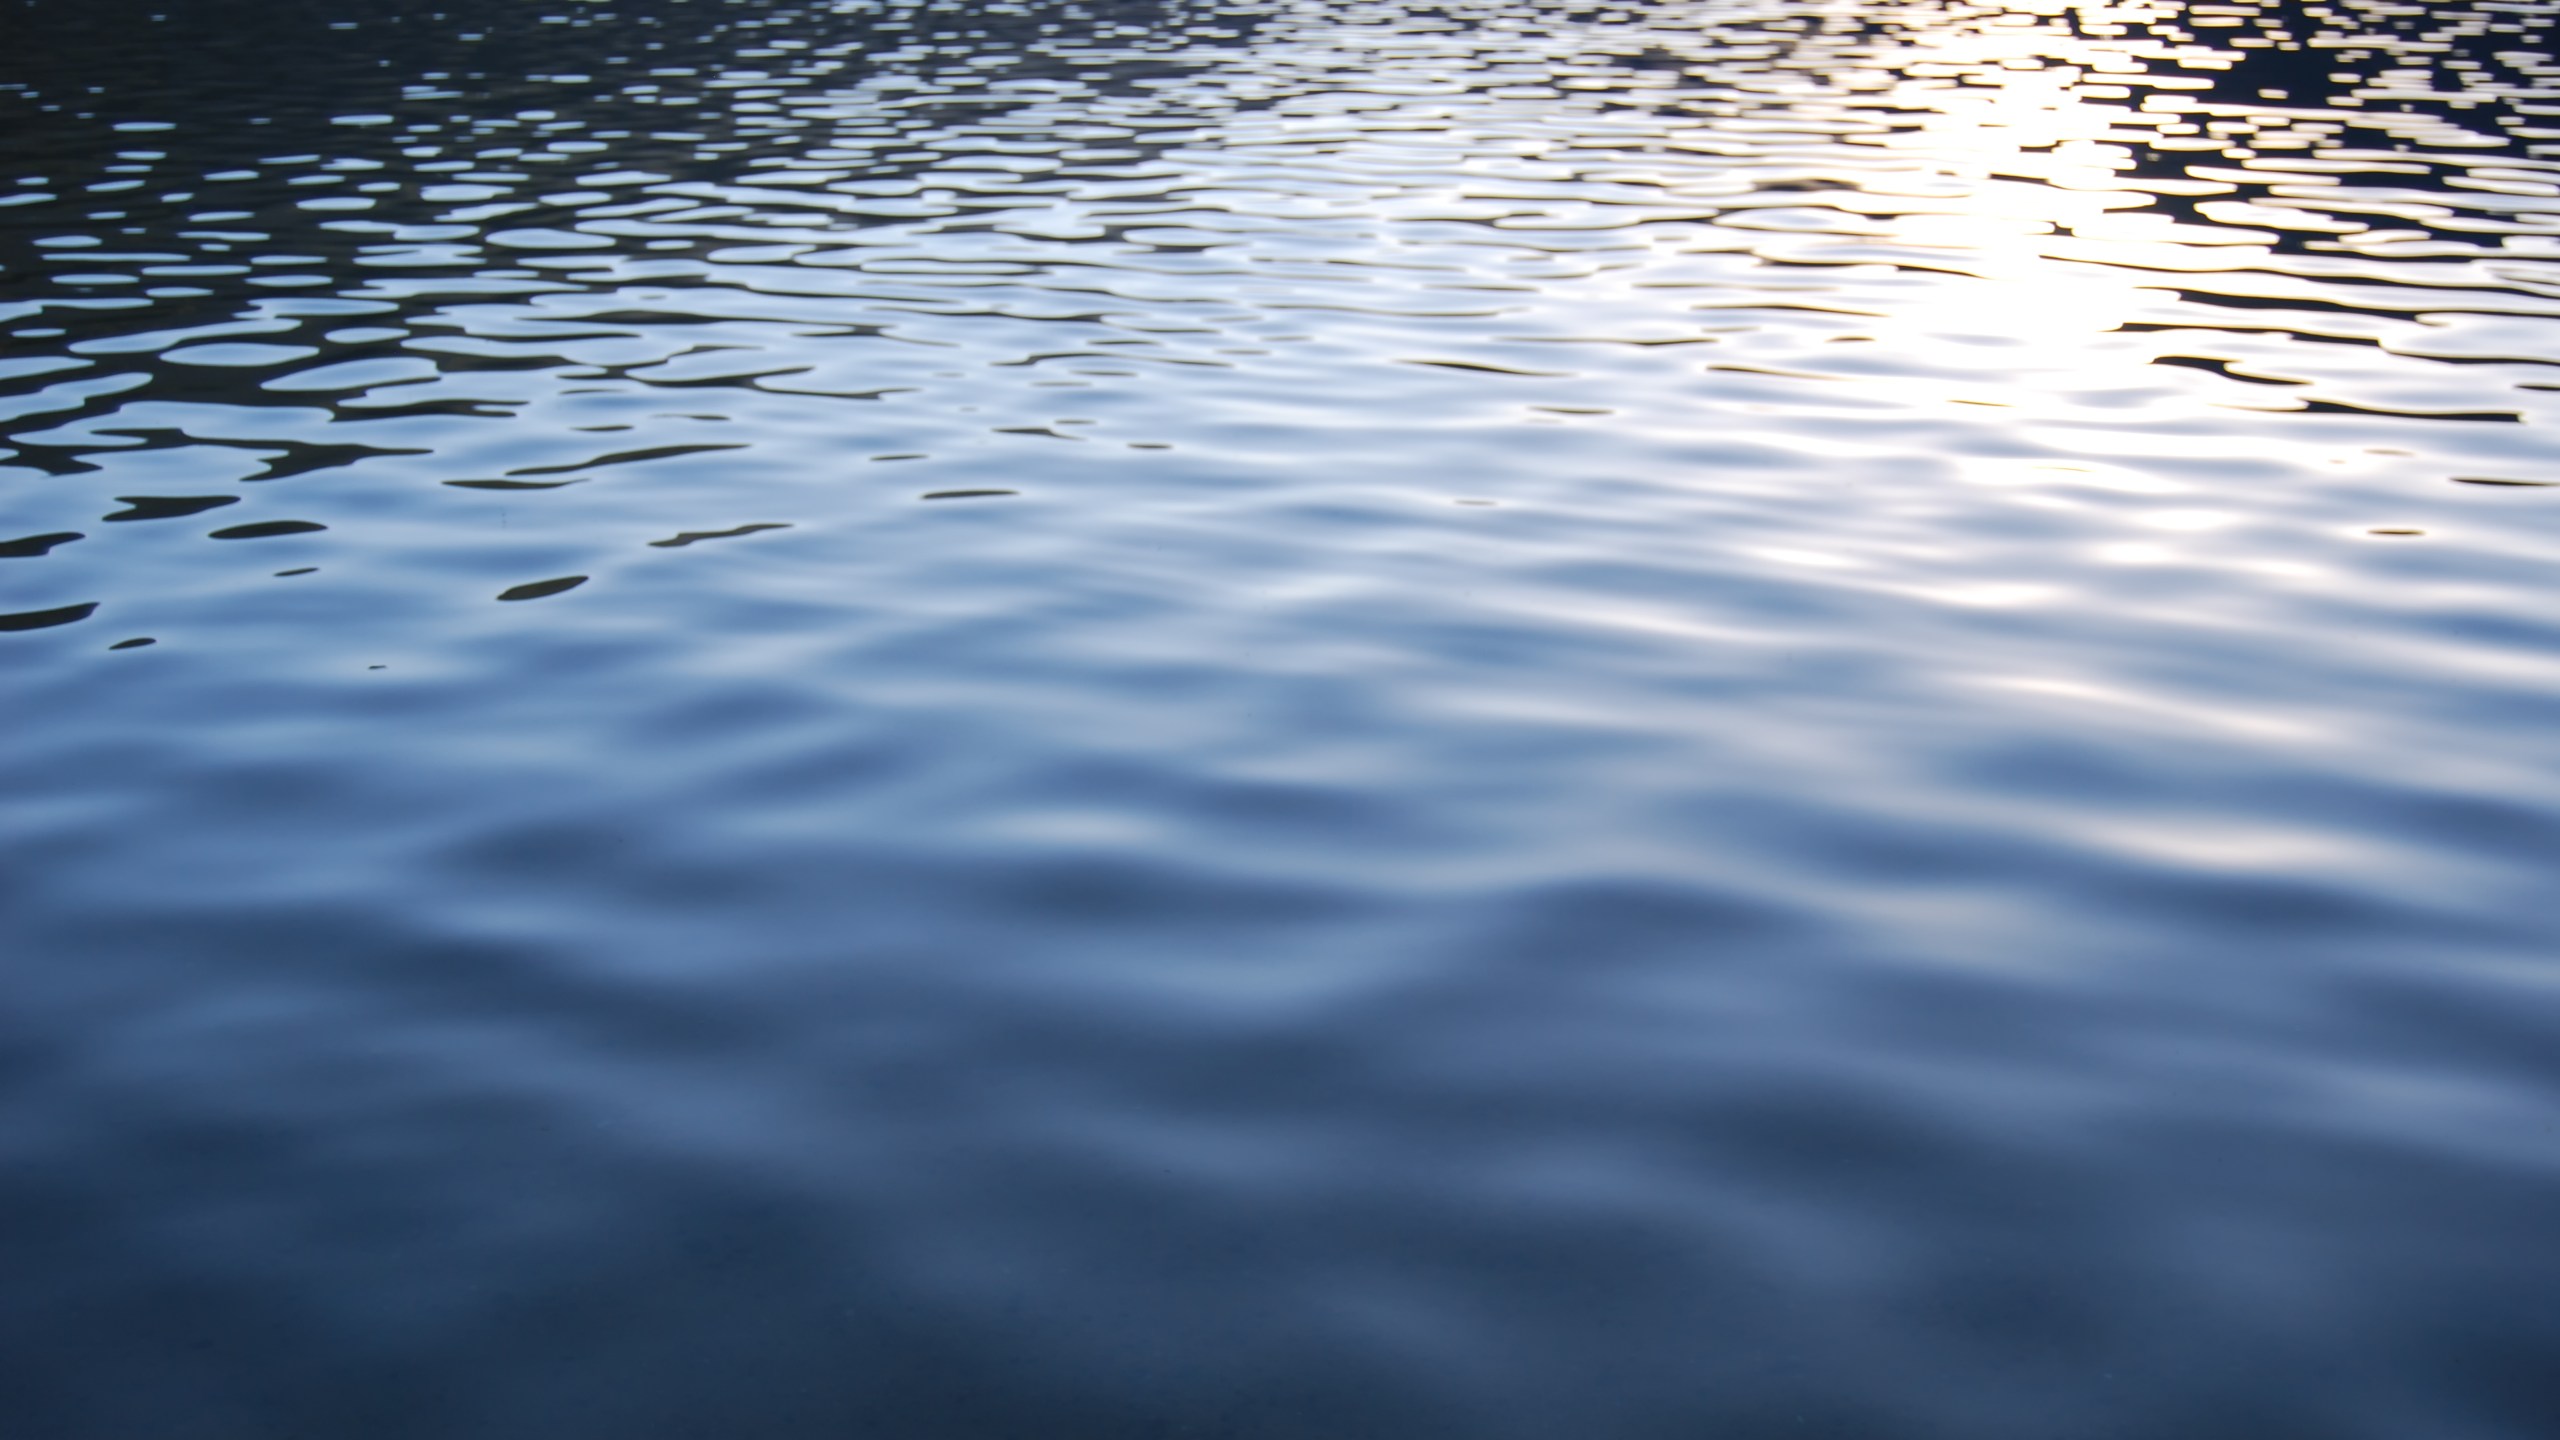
[{"x1": 4, "y1": 1, "x2": 2559, "y2": 1435}]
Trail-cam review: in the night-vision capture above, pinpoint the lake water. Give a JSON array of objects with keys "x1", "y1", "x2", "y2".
[{"x1": 5, "y1": 1, "x2": 2559, "y2": 1435}]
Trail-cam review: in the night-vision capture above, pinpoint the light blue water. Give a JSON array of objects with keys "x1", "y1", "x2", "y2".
[{"x1": 5, "y1": 2, "x2": 2559, "y2": 1436}]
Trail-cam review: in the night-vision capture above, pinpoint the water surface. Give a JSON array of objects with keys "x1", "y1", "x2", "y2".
[{"x1": 6, "y1": 2, "x2": 2560, "y2": 1436}]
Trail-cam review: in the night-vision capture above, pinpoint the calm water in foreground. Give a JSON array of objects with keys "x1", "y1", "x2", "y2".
[{"x1": 4, "y1": 1, "x2": 2559, "y2": 1435}]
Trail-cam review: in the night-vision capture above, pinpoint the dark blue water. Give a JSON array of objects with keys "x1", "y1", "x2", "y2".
[{"x1": 6, "y1": 1, "x2": 2559, "y2": 1435}]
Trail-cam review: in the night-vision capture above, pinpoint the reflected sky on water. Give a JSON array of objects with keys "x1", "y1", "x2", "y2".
[{"x1": 5, "y1": 4, "x2": 2560, "y2": 1438}]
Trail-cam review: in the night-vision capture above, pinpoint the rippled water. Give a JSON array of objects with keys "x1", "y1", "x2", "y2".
[{"x1": 6, "y1": 1, "x2": 2560, "y2": 1435}]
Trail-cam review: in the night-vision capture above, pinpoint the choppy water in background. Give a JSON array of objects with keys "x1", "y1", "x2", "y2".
[{"x1": 6, "y1": 0, "x2": 2560, "y2": 1434}]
